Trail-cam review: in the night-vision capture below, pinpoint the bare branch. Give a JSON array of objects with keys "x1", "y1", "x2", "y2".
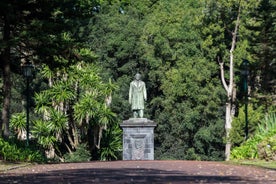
[
  {"x1": 229, "y1": 3, "x2": 241, "y2": 95},
  {"x1": 218, "y1": 57, "x2": 229, "y2": 93}
]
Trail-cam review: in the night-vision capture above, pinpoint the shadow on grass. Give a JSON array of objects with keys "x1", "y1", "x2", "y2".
[{"x1": 0, "y1": 167, "x2": 265, "y2": 184}]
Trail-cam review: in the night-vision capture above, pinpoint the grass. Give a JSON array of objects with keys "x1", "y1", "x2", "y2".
[
  {"x1": 231, "y1": 160, "x2": 276, "y2": 170},
  {"x1": 0, "y1": 161, "x2": 31, "y2": 172}
]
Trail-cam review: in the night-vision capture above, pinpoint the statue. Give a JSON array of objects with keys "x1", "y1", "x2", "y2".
[{"x1": 129, "y1": 73, "x2": 147, "y2": 118}]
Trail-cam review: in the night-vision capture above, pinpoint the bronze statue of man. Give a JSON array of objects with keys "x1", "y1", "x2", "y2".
[{"x1": 129, "y1": 73, "x2": 147, "y2": 118}]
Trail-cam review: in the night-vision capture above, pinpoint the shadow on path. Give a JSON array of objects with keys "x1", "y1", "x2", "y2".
[{"x1": 0, "y1": 167, "x2": 262, "y2": 184}]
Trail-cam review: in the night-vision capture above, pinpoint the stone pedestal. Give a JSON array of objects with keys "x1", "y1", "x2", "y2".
[{"x1": 120, "y1": 118, "x2": 157, "y2": 160}]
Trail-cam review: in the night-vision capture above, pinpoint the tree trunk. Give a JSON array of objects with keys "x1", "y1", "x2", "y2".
[
  {"x1": 1, "y1": 14, "x2": 11, "y2": 138},
  {"x1": 219, "y1": 3, "x2": 241, "y2": 161},
  {"x1": 1, "y1": 55, "x2": 11, "y2": 138},
  {"x1": 225, "y1": 102, "x2": 232, "y2": 160}
]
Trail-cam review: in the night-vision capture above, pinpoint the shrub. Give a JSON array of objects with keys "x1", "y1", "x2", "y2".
[
  {"x1": 64, "y1": 144, "x2": 91, "y2": 162},
  {"x1": 99, "y1": 123, "x2": 122, "y2": 161},
  {"x1": 257, "y1": 135, "x2": 276, "y2": 161},
  {"x1": 230, "y1": 105, "x2": 264, "y2": 147},
  {"x1": 256, "y1": 113, "x2": 276, "y2": 161},
  {"x1": 0, "y1": 138, "x2": 46, "y2": 162},
  {"x1": 231, "y1": 113, "x2": 276, "y2": 160},
  {"x1": 185, "y1": 148, "x2": 201, "y2": 160},
  {"x1": 230, "y1": 136, "x2": 261, "y2": 160}
]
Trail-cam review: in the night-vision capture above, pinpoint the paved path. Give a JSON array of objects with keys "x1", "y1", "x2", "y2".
[{"x1": 1, "y1": 160, "x2": 276, "y2": 183}]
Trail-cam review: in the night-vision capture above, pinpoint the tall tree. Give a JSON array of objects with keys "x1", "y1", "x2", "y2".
[
  {"x1": 144, "y1": 0, "x2": 226, "y2": 160},
  {"x1": 200, "y1": 0, "x2": 266, "y2": 160},
  {"x1": 0, "y1": 0, "x2": 99, "y2": 138},
  {"x1": 0, "y1": 0, "x2": 26, "y2": 138},
  {"x1": 0, "y1": 15, "x2": 11, "y2": 138},
  {"x1": 246, "y1": 0, "x2": 276, "y2": 106},
  {"x1": 88, "y1": 0, "x2": 229, "y2": 160},
  {"x1": 88, "y1": 1, "x2": 154, "y2": 119},
  {"x1": 218, "y1": 3, "x2": 241, "y2": 161}
]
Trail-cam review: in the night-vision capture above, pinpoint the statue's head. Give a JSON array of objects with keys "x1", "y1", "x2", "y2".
[{"x1": 135, "y1": 73, "x2": 141, "y2": 80}]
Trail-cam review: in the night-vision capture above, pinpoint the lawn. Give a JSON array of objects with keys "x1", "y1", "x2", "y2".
[
  {"x1": 231, "y1": 160, "x2": 276, "y2": 170},
  {"x1": 0, "y1": 161, "x2": 31, "y2": 172}
]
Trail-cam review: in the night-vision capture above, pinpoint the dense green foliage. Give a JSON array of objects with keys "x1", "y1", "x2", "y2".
[
  {"x1": 0, "y1": 138, "x2": 46, "y2": 162},
  {"x1": 230, "y1": 105, "x2": 265, "y2": 146},
  {"x1": 0, "y1": 0, "x2": 275, "y2": 162},
  {"x1": 89, "y1": 0, "x2": 227, "y2": 160},
  {"x1": 64, "y1": 144, "x2": 91, "y2": 162},
  {"x1": 231, "y1": 113, "x2": 276, "y2": 160},
  {"x1": 32, "y1": 62, "x2": 119, "y2": 160}
]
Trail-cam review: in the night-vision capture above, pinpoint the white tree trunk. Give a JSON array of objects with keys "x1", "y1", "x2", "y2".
[
  {"x1": 219, "y1": 4, "x2": 241, "y2": 161},
  {"x1": 225, "y1": 102, "x2": 232, "y2": 161}
]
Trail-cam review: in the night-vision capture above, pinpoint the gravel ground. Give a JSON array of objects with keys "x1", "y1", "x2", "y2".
[{"x1": 1, "y1": 160, "x2": 276, "y2": 184}]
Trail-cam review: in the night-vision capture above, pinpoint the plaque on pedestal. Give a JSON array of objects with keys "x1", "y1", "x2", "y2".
[{"x1": 120, "y1": 118, "x2": 157, "y2": 160}]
